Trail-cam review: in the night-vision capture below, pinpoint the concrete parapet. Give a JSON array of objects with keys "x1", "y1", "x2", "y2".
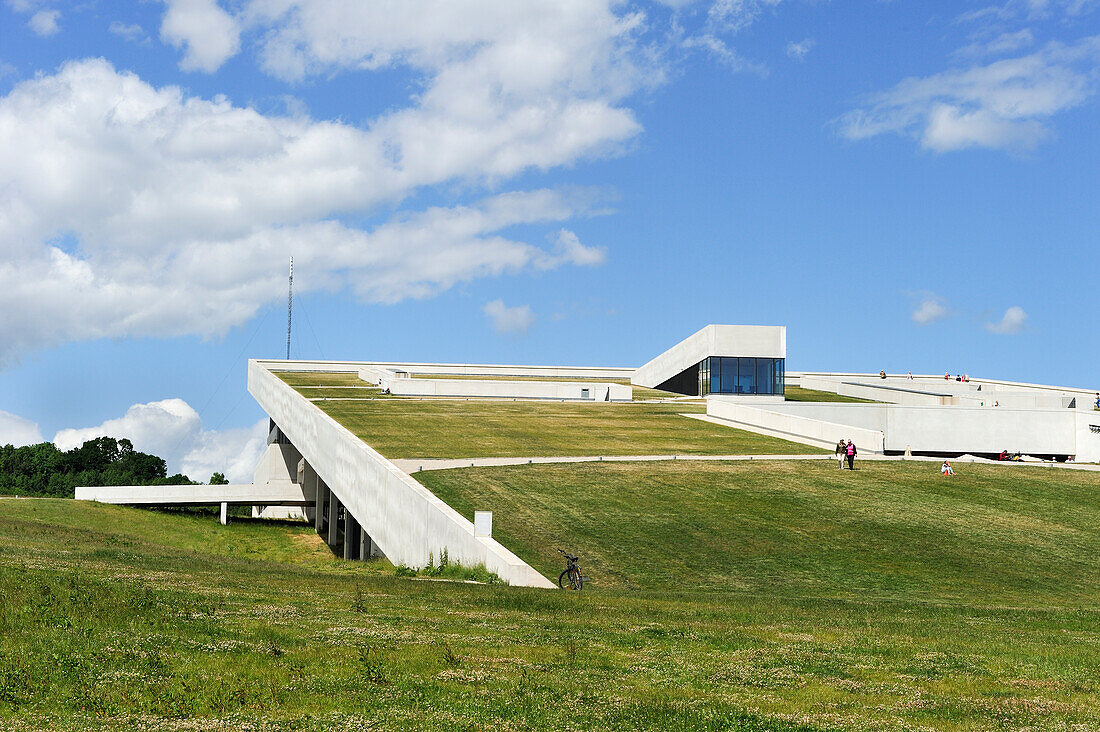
[
  {"x1": 258, "y1": 358, "x2": 633, "y2": 380},
  {"x1": 707, "y1": 398, "x2": 885, "y2": 453},
  {"x1": 384, "y1": 377, "x2": 631, "y2": 401},
  {"x1": 248, "y1": 360, "x2": 556, "y2": 588}
]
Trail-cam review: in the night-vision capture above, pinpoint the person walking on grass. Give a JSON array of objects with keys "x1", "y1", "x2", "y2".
[
  {"x1": 845, "y1": 440, "x2": 857, "y2": 470},
  {"x1": 835, "y1": 439, "x2": 847, "y2": 469}
]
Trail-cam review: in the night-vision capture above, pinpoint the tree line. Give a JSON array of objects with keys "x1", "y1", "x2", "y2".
[{"x1": 0, "y1": 436, "x2": 197, "y2": 498}]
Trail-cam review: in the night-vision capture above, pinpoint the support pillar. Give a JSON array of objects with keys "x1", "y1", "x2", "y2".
[
  {"x1": 359, "y1": 530, "x2": 371, "y2": 561},
  {"x1": 219, "y1": 502, "x2": 228, "y2": 526},
  {"x1": 314, "y1": 480, "x2": 327, "y2": 533},
  {"x1": 344, "y1": 516, "x2": 360, "y2": 560},
  {"x1": 326, "y1": 492, "x2": 340, "y2": 548}
]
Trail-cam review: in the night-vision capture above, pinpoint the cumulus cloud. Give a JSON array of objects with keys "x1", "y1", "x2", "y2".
[
  {"x1": 160, "y1": 0, "x2": 240, "y2": 72},
  {"x1": 786, "y1": 38, "x2": 814, "y2": 61},
  {"x1": 53, "y1": 399, "x2": 268, "y2": 482},
  {"x1": 0, "y1": 60, "x2": 615, "y2": 364},
  {"x1": 483, "y1": 300, "x2": 536, "y2": 335},
  {"x1": 912, "y1": 296, "x2": 950, "y2": 325},
  {"x1": 985, "y1": 305, "x2": 1028, "y2": 334},
  {"x1": 27, "y1": 9, "x2": 59, "y2": 36},
  {"x1": 0, "y1": 409, "x2": 44, "y2": 447},
  {"x1": 839, "y1": 36, "x2": 1100, "y2": 152}
]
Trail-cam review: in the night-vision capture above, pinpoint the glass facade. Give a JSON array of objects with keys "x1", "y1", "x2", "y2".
[{"x1": 699, "y1": 357, "x2": 784, "y2": 396}]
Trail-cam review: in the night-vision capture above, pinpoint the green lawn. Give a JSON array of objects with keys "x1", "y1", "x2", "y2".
[
  {"x1": 2, "y1": 460, "x2": 1098, "y2": 730},
  {"x1": 784, "y1": 386, "x2": 876, "y2": 403},
  {"x1": 274, "y1": 371, "x2": 364, "y2": 388},
  {"x1": 418, "y1": 460, "x2": 1100, "y2": 605},
  {"x1": 312, "y1": 399, "x2": 822, "y2": 458}
]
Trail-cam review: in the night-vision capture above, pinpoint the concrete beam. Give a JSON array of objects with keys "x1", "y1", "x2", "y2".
[{"x1": 75, "y1": 483, "x2": 310, "y2": 505}]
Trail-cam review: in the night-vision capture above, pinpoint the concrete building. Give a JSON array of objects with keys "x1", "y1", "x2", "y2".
[
  {"x1": 632, "y1": 325, "x2": 786, "y2": 400},
  {"x1": 75, "y1": 324, "x2": 1099, "y2": 588},
  {"x1": 708, "y1": 372, "x2": 1100, "y2": 461}
]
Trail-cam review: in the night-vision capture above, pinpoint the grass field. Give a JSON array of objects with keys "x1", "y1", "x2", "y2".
[
  {"x1": 311, "y1": 400, "x2": 822, "y2": 458},
  {"x1": 783, "y1": 386, "x2": 875, "y2": 403},
  {"x1": 2, "y1": 457, "x2": 1098, "y2": 730}
]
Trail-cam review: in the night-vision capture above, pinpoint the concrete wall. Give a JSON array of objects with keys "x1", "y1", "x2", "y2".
[
  {"x1": 707, "y1": 398, "x2": 885, "y2": 453},
  {"x1": 248, "y1": 360, "x2": 555, "y2": 588},
  {"x1": 382, "y1": 377, "x2": 631, "y2": 402},
  {"x1": 714, "y1": 398, "x2": 1084, "y2": 458},
  {"x1": 258, "y1": 358, "x2": 632, "y2": 380},
  {"x1": 762, "y1": 402, "x2": 891, "y2": 432},
  {"x1": 633, "y1": 325, "x2": 786, "y2": 388},
  {"x1": 881, "y1": 406, "x2": 1077, "y2": 456},
  {"x1": 1074, "y1": 412, "x2": 1100, "y2": 462},
  {"x1": 800, "y1": 375, "x2": 1079, "y2": 409}
]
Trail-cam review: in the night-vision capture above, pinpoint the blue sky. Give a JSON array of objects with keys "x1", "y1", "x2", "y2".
[{"x1": 1, "y1": 0, "x2": 1097, "y2": 479}]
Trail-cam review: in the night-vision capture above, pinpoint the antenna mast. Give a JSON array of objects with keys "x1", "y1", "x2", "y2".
[{"x1": 286, "y1": 257, "x2": 293, "y2": 360}]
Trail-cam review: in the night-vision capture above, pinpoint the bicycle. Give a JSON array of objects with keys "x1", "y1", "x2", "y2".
[{"x1": 558, "y1": 549, "x2": 583, "y2": 590}]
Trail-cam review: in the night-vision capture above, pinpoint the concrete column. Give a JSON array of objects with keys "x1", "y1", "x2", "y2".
[
  {"x1": 359, "y1": 530, "x2": 371, "y2": 561},
  {"x1": 219, "y1": 502, "x2": 228, "y2": 526},
  {"x1": 344, "y1": 516, "x2": 360, "y2": 560},
  {"x1": 326, "y1": 492, "x2": 340, "y2": 548},
  {"x1": 314, "y1": 479, "x2": 327, "y2": 533}
]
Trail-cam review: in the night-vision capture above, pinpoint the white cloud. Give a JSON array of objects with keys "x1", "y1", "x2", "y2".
[
  {"x1": 706, "y1": 0, "x2": 782, "y2": 34},
  {"x1": 27, "y1": 9, "x2": 59, "y2": 36},
  {"x1": 0, "y1": 60, "x2": 615, "y2": 364},
  {"x1": 786, "y1": 38, "x2": 814, "y2": 61},
  {"x1": 912, "y1": 296, "x2": 950, "y2": 325},
  {"x1": 953, "y1": 29, "x2": 1035, "y2": 59},
  {"x1": 839, "y1": 36, "x2": 1100, "y2": 152},
  {"x1": 541, "y1": 229, "x2": 607, "y2": 268},
  {"x1": 483, "y1": 300, "x2": 536, "y2": 335},
  {"x1": 109, "y1": 21, "x2": 146, "y2": 42},
  {"x1": 0, "y1": 409, "x2": 43, "y2": 447},
  {"x1": 682, "y1": 33, "x2": 768, "y2": 74},
  {"x1": 53, "y1": 398, "x2": 267, "y2": 482},
  {"x1": 985, "y1": 305, "x2": 1028, "y2": 333},
  {"x1": 160, "y1": 0, "x2": 241, "y2": 72},
  {"x1": 957, "y1": 0, "x2": 1098, "y2": 24}
]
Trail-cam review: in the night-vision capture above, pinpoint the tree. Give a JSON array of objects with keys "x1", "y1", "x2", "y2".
[
  {"x1": 0, "y1": 438, "x2": 193, "y2": 497},
  {"x1": 209, "y1": 472, "x2": 229, "y2": 485}
]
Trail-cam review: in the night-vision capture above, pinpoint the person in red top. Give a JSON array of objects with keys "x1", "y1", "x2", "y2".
[{"x1": 845, "y1": 440, "x2": 857, "y2": 470}]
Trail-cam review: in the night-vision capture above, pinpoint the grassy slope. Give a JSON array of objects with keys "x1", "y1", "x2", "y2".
[
  {"x1": 313, "y1": 400, "x2": 822, "y2": 458},
  {"x1": 784, "y1": 386, "x2": 876, "y2": 403},
  {"x1": 2, "y1": 471, "x2": 1098, "y2": 730},
  {"x1": 418, "y1": 461, "x2": 1100, "y2": 605}
]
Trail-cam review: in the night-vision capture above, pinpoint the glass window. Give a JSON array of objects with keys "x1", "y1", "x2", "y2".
[
  {"x1": 721, "y1": 357, "x2": 737, "y2": 394},
  {"x1": 756, "y1": 358, "x2": 773, "y2": 394},
  {"x1": 738, "y1": 357, "x2": 755, "y2": 394}
]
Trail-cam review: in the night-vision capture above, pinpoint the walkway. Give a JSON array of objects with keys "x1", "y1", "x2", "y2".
[{"x1": 392, "y1": 453, "x2": 1100, "y2": 474}]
